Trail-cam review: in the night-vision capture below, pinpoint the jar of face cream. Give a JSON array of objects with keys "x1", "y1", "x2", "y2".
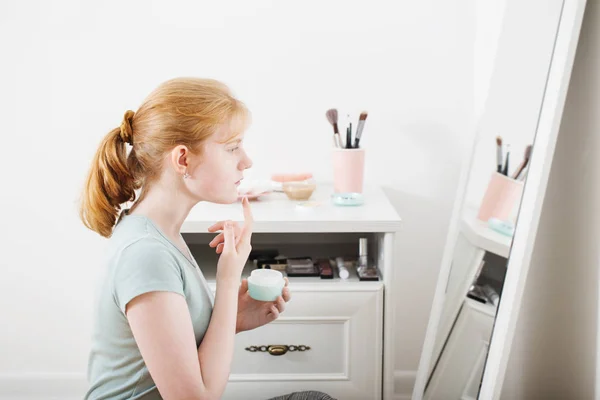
[{"x1": 247, "y1": 269, "x2": 285, "y2": 302}]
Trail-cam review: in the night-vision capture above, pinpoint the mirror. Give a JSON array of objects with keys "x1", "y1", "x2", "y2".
[{"x1": 412, "y1": 0, "x2": 587, "y2": 399}]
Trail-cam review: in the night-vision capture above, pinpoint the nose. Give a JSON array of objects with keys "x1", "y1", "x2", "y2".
[{"x1": 239, "y1": 149, "x2": 253, "y2": 170}]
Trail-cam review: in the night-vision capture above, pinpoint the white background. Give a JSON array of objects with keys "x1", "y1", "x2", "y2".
[{"x1": 0, "y1": 0, "x2": 492, "y2": 397}]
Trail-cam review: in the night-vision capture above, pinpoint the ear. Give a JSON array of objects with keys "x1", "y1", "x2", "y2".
[{"x1": 169, "y1": 145, "x2": 189, "y2": 176}]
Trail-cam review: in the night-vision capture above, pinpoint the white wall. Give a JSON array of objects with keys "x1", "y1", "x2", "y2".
[
  {"x1": 0, "y1": 0, "x2": 473, "y2": 398},
  {"x1": 501, "y1": 1, "x2": 599, "y2": 398}
]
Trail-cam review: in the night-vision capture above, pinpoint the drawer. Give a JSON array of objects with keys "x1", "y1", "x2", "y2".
[{"x1": 222, "y1": 288, "x2": 384, "y2": 400}]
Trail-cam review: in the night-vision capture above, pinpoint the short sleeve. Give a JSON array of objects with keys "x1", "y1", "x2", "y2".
[{"x1": 113, "y1": 238, "x2": 185, "y2": 314}]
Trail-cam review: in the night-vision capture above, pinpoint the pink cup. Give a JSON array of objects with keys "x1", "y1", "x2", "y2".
[
  {"x1": 477, "y1": 172, "x2": 524, "y2": 221},
  {"x1": 332, "y1": 148, "x2": 365, "y2": 193}
]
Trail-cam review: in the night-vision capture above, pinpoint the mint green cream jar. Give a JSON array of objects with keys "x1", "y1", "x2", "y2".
[{"x1": 247, "y1": 269, "x2": 285, "y2": 302}]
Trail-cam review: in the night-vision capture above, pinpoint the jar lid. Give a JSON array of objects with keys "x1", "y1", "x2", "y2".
[{"x1": 248, "y1": 269, "x2": 284, "y2": 286}]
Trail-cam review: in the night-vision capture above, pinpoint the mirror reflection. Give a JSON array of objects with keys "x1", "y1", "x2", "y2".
[{"x1": 417, "y1": 0, "x2": 566, "y2": 397}]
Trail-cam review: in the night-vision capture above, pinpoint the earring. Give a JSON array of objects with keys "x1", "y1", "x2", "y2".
[{"x1": 183, "y1": 171, "x2": 190, "y2": 179}]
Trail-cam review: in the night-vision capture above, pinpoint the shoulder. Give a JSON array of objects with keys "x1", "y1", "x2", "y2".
[
  {"x1": 116, "y1": 236, "x2": 183, "y2": 276},
  {"x1": 121, "y1": 236, "x2": 176, "y2": 260}
]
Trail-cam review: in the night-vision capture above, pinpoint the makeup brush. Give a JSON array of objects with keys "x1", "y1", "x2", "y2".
[
  {"x1": 346, "y1": 126, "x2": 351, "y2": 149},
  {"x1": 512, "y1": 144, "x2": 533, "y2": 180},
  {"x1": 517, "y1": 165, "x2": 529, "y2": 182},
  {"x1": 346, "y1": 114, "x2": 352, "y2": 149},
  {"x1": 326, "y1": 109, "x2": 342, "y2": 148},
  {"x1": 502, "y1": 144, "x2": 511, "y2": 176},
  {"x1": 353, "y1": 111, "x2": 368, "y2": 148},
  {"x1": 496, "y1": 136, "x2": 503, "y2": 173}
]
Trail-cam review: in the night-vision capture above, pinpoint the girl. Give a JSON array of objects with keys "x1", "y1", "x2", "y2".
[{"x1": 79, "y1": 78, "x2": 334, "y2": 400}]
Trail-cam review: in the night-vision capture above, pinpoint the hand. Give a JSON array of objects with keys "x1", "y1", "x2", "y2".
[
  {"x1": 208, "y1": 220, "x2": 242, "y2": 254},
  {"x1": 235, "y1": 277, "x2": 292, "y2": 333},
  {"x1": 215, "y1": 197, "x2": 253, "y2": 282}
]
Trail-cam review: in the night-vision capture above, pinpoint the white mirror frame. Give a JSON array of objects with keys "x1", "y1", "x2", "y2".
[{"x1": 412, "y1": 0, "x2": 587, "y2": 399}]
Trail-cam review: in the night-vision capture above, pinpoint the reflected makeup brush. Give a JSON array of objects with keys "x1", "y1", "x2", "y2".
[
  {"x1": 512, "y1": 145, "x2": 533, "y2": 180},
  {"x1": 326, "y1": 109, "x2": 342, "y2": 148},
  {"x1": 353, "y1": 111, "x2": 368, "y2": 148},
  {"x1": 502, "y1": 144, "x2": 511, "y2": 176},
  {"x1": 517, "y1": 165, "x2": 529, "y2": 182},
  {"x1": 496, "y1": 136, "x2": 503, "y2": 173}
]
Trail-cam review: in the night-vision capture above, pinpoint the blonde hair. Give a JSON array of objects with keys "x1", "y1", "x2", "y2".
[{"x1": 79, "y1": 77, "x2": 250, "y2": 238}]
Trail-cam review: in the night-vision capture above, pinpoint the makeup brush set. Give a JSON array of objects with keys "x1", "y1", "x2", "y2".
[
  {"x1": 236, "y1": 110, "x2": 371, "y2": 205},
  {"x1": 476, "y1": 137, "x2": 532, "y2": 225},
  {"x1": 495, "y1": 136, "x2": 532, "y2": 181},
  {"x1": 326, "y1": 109, "x2": 369, "y2": 149}
]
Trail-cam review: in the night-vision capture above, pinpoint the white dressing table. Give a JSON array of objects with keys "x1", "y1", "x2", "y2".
[{"x1": 181, "y1": 185, "x2": 401, "y2": 400}]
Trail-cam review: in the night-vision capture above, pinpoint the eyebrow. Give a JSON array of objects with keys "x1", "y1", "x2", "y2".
[{"x1": 225, "y1": 138, "x2": 242, "y2": 145}]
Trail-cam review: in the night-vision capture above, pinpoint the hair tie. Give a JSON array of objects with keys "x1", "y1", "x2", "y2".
[{"x1": 119, "y1": 110, "x2": 135, "y2": 145}]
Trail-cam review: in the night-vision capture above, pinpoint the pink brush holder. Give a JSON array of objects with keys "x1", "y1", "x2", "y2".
[
  {"x1": 332, "y1": 148, "x2": 365, "y2": 194},
  {"x1": 477, "y1": 172, "x2": 524, "y2": 222}
]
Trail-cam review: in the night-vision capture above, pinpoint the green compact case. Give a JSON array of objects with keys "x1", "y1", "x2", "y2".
[{"x1": 331, "y1": 192, "x2": 364, "y2": 206}]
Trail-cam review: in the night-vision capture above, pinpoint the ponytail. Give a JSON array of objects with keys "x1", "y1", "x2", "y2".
[{"x1": 79, "y1": 111, "x2": 139, "y2": 238}]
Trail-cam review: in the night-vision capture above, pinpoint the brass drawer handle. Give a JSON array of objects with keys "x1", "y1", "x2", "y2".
[
  {"x1": 245, "y1": 345, "x2": 311, "y2": 356},
  {"x1": 268, "y1": 345, "x2": 288, "y2": 356}
]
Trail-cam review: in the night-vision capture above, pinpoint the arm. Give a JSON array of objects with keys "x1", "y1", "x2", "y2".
[
  {"x1": 126, "y1": 292, "x2": 210, "y2": 400},
  {"x1": 126, "y1": 278, "x2": 240, "y2": 400}
]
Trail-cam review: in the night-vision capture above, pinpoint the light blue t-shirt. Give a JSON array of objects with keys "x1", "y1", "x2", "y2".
[{"x1": 85, "y1": 213, "x2": 215, "y2": 400}]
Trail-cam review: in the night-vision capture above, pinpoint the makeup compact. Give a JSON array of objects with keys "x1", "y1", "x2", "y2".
[
  {"x1": 316, "y1": 259, "x2": 334, "y2": 279},
  {"x1": 247, "y1": 269, "x2": 286, "y2": 302},
  {"x1": 286, "y1": 257, "x2": 319, "y2": 277},
  {"x1": 331, "y1": 192, "x2": 364, "y2": 206},
  {"x1": 357, "y1": 267, "x2": 380, "y2": 281},
  {"x1": 257, "y1": 258, "x2": 288, "y2": 272}
]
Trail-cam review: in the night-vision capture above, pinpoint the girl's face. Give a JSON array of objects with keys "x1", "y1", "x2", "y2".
[{"x1": 185, "y1": 124, "x2": 253, "y2": 204}]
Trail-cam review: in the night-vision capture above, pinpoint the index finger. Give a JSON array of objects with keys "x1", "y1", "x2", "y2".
[{"x1": 240, "y1": 197, "x2": 254, "y2": 242}]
